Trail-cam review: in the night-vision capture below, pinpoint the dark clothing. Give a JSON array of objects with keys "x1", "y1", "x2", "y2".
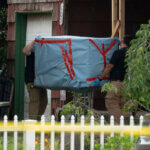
[
  {"x1": 25, "y1": 52, "x2": 48, "y2": 120},
  {"x1": 106, "y1": 48, "x2": 127, "y2": 124},
  {"x1": 110, "y1": 47, "x2": 127, "y2": 81},
  {"x1": 25, "y1": 52, "x2": 35, "y2": 84}
]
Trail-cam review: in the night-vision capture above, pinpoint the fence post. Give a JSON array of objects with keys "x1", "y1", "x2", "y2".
[
  {"x1": 3, "y1": 115, "x2": 8, "y2": 150},
  {"x1": 51, "y1": 115, "x2": 55, "y2": 150},
  {"x1": 90, "y1": 116, "x2": 94, "y2": 150},
  {"x1": 14, "y1": 115, "x2": 18, "y2": 150},
  {"x1": 130, "y1": 116, "x2": 134, "y2": 143},
  {"x1": 100, "y1": 115, "x2": 104, "y2": 150},
  {"x1": 23, "y1": 119, "x2": 37, "y2": 150},
  {"x1": 40, "y1": 115, "x2": 45, "y2": 150},
  {"x1": 60, "y1": 115, "x2": 65, "y2": 150},
  {"x1": 140, "y1": 115, "x2": 144, "y2": 127},
  {"x1": 120, "y1": 116, "x2": 124, "y2": 137},
  {"x1": 80, "y1": 115, "x2": 85, "y2": 150},
  {"x1": 70, "y1": 115, "x2": 75, "y2": 150},
  {"x1": 110, "y1": 115, "x2": 114, "y2": 137},
  {"x1": 139, "y1": 115, "x2": 144, "y2": 137}
]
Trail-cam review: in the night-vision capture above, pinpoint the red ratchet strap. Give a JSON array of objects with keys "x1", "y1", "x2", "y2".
[
  {"x1": 35, "y1": 38, "x2": 75, "y2": 80},
  {"x1": 87, "y1": 39, "x2": 117, "y2": 82}
]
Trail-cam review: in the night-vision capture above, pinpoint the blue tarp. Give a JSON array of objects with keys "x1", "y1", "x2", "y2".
[{"x1": 34, "y1": 36, "x2": 119, "y2": 90}]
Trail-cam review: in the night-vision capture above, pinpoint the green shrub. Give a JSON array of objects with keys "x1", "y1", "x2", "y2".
[
  {"x1": 61, "y1": 99, "x2": 93, "y2": 122},
  {"x1": 123, "y1": 20, "x2": 150, "y2": 111},
  {"x1": 95, "y1": 136, "x2": 138, "y2": 150},
  {"x1": 101, "y1": 83, "x2": 117, "y2": 93}
]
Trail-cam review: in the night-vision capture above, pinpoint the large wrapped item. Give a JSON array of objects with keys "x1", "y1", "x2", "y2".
[{"x1": 34, "y1": 36, "x2": 119, "y2": 89}]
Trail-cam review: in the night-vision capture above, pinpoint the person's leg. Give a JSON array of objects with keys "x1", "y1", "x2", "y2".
[
  {"x1": 105, "y1": 92, "x2": 121, "y2": 124},
  {"x1": 37, "y1": 88, "x2": 48, "y2": 120},
  {"x1": 105, "y1": 81, "x2": 124, "y2": 124},
  {"x1": 27, "y1": 83, "x2": 40, "y2": 120}
]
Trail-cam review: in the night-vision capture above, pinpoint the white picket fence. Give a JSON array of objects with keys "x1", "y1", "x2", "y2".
[{"x1": 0, "y1": 115, "x2": 144, "y2": 150}]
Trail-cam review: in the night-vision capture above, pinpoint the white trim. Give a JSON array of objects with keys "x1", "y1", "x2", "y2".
[{"x1": 59, "y1": 2, "x2": 64, "y2": 25}]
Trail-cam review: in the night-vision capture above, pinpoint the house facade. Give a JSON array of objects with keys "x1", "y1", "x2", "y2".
[
  {"x1": 7, "y1": 0, "x2": 65, "y2": 119},
  {"x1": 7, "y1": 0, "x2": 150, "y2": 119}
]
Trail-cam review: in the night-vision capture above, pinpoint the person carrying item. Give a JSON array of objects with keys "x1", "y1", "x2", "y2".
[
  {"x1": 99, "y1": 35, "x2": 133, "y2": 124},
  {"x1": 23, "y1": 40, "x2": 48, "y2": 120}
]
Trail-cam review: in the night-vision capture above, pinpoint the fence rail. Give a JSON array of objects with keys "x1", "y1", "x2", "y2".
[{"x1": 0, "y1": 115, "x2": 149, "y2": 150}]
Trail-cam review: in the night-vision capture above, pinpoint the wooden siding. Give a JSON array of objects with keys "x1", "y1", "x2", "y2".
[
  {"x1": 7, "y1": 23, "x2": 15, "y2": 41},
  {"x1": 52, "y1": 2, "x2": 59, "y2": 21},
  {"x1": 7, "y1": 0, "x2": 61, "y2": 4},
  {"x1": 7, "y1": 3, "x2": 53, "y2": 23},
  {"x1": 7, "y1": 41, "x2": 15, "y2": 59},
  {"x1": 7, "y1": 0, "x2": 150, "y2": 112},
  {"x1": 7, "y1": 1, "x2": 62, "y2": 103},
  {"x1": 68, "y1": 0, "x2": 111, "y2": 37}
]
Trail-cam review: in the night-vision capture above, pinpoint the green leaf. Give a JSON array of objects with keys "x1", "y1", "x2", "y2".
[{"x1": 123, "y1": 20, "x2": 150, "y2": 111}]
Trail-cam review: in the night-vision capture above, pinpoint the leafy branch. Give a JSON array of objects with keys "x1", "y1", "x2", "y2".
[{"x1": 123, "y1": 20, "x2": 150, "y2": 111}]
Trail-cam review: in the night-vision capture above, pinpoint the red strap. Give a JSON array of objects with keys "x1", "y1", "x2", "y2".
[
  {"x1": 67, "y1": 39, "x2": 75, "y2": 77},
  {"x1": 35, "y1": 38, "x2": 75, "y2": 80},
  {"x1": 68, "y1": 39, "x2": 73, "y2": 65},
  {"x1": 104, "y1": 39, "x2": 117, "y2": 54},
  {"x1": 86, "y1": 76, "x2": 110, "y2": 82},
  {"x1": 65, "y1": 50, "x2": 71, "y2": 63},
  {"x1": 65, "y1": 50, "x2": 75, "y2": 77},
  {"x1": 102, "y1": 43, "x2": 106, "y2": 67},
  {"x1": 102, "y1": 43, "x2": 105, "y2": 53},
  {"x1": 60, "y1": 46, "x2": 73, "y2": 80},
  {"x1": 89, "y1": 39, "x2": 104, "y2": 56},
  {"x1": 87, "y1": 39, "x2": 117, "y2": 82},
  {"x1": 86, "y1": 77, "x2": 99, "y2": 82},
  {"x1": 103, "y1": 55, "x2": 106, "y2": 68},
  {"x1": 35, "y1": 39, "x2": 70, "y2": 46},
  {"x1": 103, "y1": 77, "x2": 110, "y2": 80}
]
